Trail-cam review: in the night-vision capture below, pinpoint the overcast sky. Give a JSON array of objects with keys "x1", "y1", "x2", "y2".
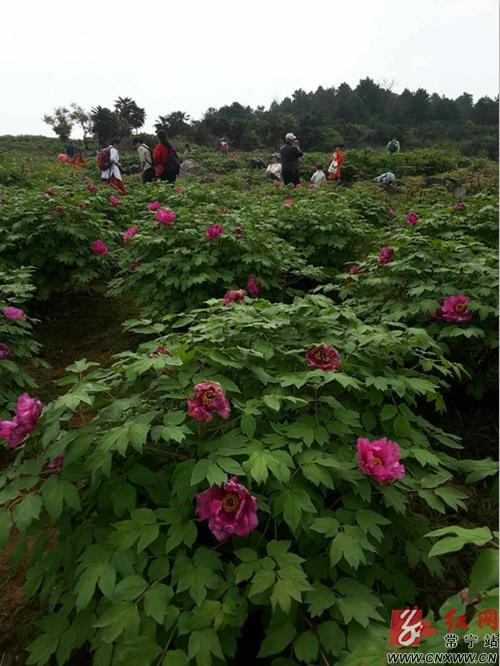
[{"x1": 1, "y1": 0, "x2": 498, "y2": 137}]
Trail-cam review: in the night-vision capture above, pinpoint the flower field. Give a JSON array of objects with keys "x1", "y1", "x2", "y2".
[{"x1": 0, "y1": 144, "x2": 498, "y2": 665}]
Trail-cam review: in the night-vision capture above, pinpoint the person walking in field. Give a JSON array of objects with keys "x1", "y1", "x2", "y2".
[
  {"x1": 98, "y1": 138, "x2": 126, "y2": 194},
  {"x1": 153, "y1": 130, "x2": 181, "y2": 183},
  {"x1": 133, "y1": 138, "x2": 155, "y2": 183},
  {"x1": 219, "y1": 137, "x2": 230, "y2": 154},
  {"x1": 327, "y1": 144, "x2": 344, "y2": 181},
  {"x1": 265, "y1": 153, "x2": 282, "y2": 181},
  {"x1": 280, "y1": 132, "x2": 303, "y2": 186},
  {"x1": 310, "y1": 163, "x2": 326, "y2": 187},
  {"x1": 386, "y1": 137, "x2": 400, "y2": 154}
]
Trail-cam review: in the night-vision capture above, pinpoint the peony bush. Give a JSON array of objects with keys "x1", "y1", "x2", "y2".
[{"x1": 0, "y1": 295, "x2": 496, "y2": 665}]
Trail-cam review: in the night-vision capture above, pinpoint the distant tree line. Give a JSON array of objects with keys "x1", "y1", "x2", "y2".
[{"x1": 43, "y1": 78, "x2": 498, "y2": 157}]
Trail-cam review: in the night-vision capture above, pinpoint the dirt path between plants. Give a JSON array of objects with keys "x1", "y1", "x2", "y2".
[{"x1": 0, "y1": 289, "x2": 140, "y2": 665}]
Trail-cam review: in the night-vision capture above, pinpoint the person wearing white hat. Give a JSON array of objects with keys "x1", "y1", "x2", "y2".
[{"x1": 280, "y1": 132, "x2": 303, "y2": 186}]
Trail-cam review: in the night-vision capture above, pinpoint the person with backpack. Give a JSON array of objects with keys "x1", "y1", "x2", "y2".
[
  {"x1": 153, "y1": 130, "x2": 180, "y2": 183},
  {"x1": 280, "y1": 133, "x2": 303, "y2": 186},
  {"x1": 386, "y1": 138, "x2": 401, "y2": 154},
  {"x1": 97, "y1": 138, "x2": 126, "y2": 194},
  {"x1": 133, "y1": 138, "x2": 155, "y2": 183}
]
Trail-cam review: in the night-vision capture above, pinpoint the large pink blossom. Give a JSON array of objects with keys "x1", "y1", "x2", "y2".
[
  {"x1": 44, "y1": 187, "x2": 54, "y2": 196},
  {"x1": 378, "y1": 246, "x2": 394, "y2": 264},
  {"x1": 349, "y1": 265, "x2": 360, "y2": 276},
  {"x1": 57, "y1": 154, "x2": 69, "y2": 164},
  {"x1": 224, "y1": 289, "x2": 246, "y2": 306},
  {"x1": 247, "y1": 275, "x2": 261, "y2": 296},
  {"x1": 175, "y1": 186, "x2": 183, "y2": 193},
  {"x1": 454, "y1": 202, "x2": 466, "y2": 211},
  {"x1": 187, "y1": 380, "x2": 231, "y2": 422},
  {"x1": 406, "y1": 212, "x2": 420, "y2": 226},
  {"x1": 91, "y1": 240, "x2": 109, "y2": 255},
  {"x1": 0, "y1": 343, "x2": 10, "y2": 359},
  {"x1": 283, "y1": 198, "x2": 294, "y2": 206},
  {"x1": 147, "y1": 200, "x2": 161, "y2": 211},
  {"x1": 15, "y1": 393, "x2": 43, "y2": 429},
  {"x1": 205, "y1": 224, "x2": 224, "y2": 241},
  {"x1": 356, "y1": 437, "x2": 405, "y2": 484},
  {"x1": 123, "y1": 226, "x2": 139, "y2": 243},
  {"x1": 109, "y1": 195, "x2": 120, "y2": 207},
  {"x1": 437, "y1": 294, "x2": 472, "y2": 323},
  {"x1": 3, "y1": 307, "x2": 26, "y2": 321},
  {"x1": 196, "y1": 476, "x2": 258, "y2": 541},
  {"x1": 0, "y1": 393, "x2": 42, "y2": 449},
  {"x1": 0, "y1": 419, "x2": 29, "y2": 449},
  {"x1": 86, "y1": 183, "x2": 97, "y2": 194},
  {"x1": 306, "y1": 345, "x2": 341, "y2": 371},
  {"x1": 155, "y1": 208, "x2": 176, "y2": 225}
]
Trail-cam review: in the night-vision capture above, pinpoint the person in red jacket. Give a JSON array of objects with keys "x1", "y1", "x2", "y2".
[
  {"x1": 153, "y1": 130, "x2": 180, "y2": 183},
  {"x1": 327, "y1": 144, "x2": 344, "y2": 181}
]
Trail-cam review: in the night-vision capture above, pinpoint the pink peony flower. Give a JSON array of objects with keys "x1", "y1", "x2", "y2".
[
  {"x1": 57, "y1": 154, "x2": 69, "y2": 164},
  {"x1": 175, "y1": 186, "x2": 183, "y2": 193},
  {"x1": 196, "y1": 476, "x2": 258, "y2": 541},
  {"x1": 0, "y1": 343, "x2": 10, "y2": 359},
  {"x1": 224, "y1": 289, "x2": 246, "y2": 306},
  {"x1": 388, "y1": 207, "x2": 396, "y2": 219},
  {"x1": 147, "y1": 200, "x2": 161, "y2": 211},
  {"x1": 437, "y1": 294, "x2": 472, "y2": 323},
  {"x1": 205, "y1": 224, "x2": 224, "y2": 241},
  {"x1": 187, "y1": 380, "x2": 231, "y2": 422},
  {"x1": 123, "y1": 225, "x2": 139, "y2": 243},
  {"x1": 44, "y1": 188, "x2": 54, "y2": 196},
  {"x1": 0, "y1": 419, "x2": 29, "y2": 449},
  {"x1": 0, "y1": 393, "x2": 42, "y2": 449},
  {"x1": 247, "y1": 275, "x2": 261, "y2": 296},
  {"x1": 91, "y1": 240, "x2": 109, "y2": 255},
  {"x1": 454, "y1": 202, "x2": 466, "y2": 211},
  {"x1": 3, "y1": 307, "x2": 26, "y2": 321},
  {"x1": 406, "y1": 211, "x2": 420, "y2": 226},
  {"x1": 306, "y1": 345, "x2": 341, "y2": 371},
  {"x1": 109, "y1": 195, "x2": 120, "y2": 207},
  {"x1": 349, "y1": 265, "x2": 360, "y2": 276},
  {"x1": 378, "y1": 246, "x2": 394, "y2": 264},
  {"x1": 78, "y1": 203, "x2": 86, "y2": 209},
  {"x1": 283, "y1": 198, "x2": 294, "y2": 206},
  {"x1": 47, "y1": 455, "x2": 64, "y2": 471},
  {"x1": 155, "y1": 208, "x2": 176, "y2": 225},
  {"x1": 15, "y1": 393, "x2": 43, "y2": 430},
  {"x1": 86, "y1": 183, "x2": 97, "y2": 194},
  {"x1": 356, "y1": 437, "x2": 405, "y2": 484}
]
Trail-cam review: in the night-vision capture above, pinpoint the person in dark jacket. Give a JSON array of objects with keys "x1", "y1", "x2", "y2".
[
  {"x1": 280, "y1": 133, "x2": 303, "y2": 185},
  {"x1": 153, "y1": 130, "x2": 180, "y2": 183}
]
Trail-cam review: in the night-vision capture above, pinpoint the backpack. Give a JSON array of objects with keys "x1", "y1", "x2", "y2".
[
  {"x1": 97, "y1": 146, "x2": 112, "y2": 171},
  {"x1": 165, "y1": 147, "x2": 181, "y2": 176}
]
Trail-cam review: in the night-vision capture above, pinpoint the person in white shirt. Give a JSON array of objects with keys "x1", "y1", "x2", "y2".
[
  {"x1": 265, "y1": 154, "x2": 282, "y2": 181},
  {"x1": 310, "y1": 164, "x2": 326, "y2": 187},
  {"x1": 374, "y1": 171, "x2": 396, "y2": 185},
  {"x1": 100, "y1": 138, "x2": 126, "y2": 193},
  {"x1": 133, "y1": 138, "x2": 155, "y2": 183}
]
